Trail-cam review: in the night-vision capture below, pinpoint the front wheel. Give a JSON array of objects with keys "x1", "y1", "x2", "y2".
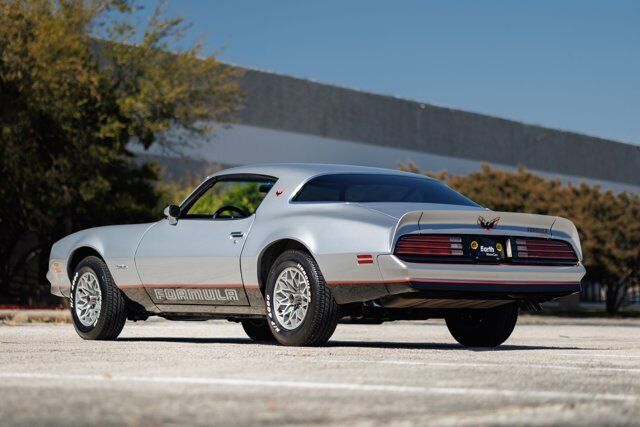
[
  {"x1": 70, "y1": 256, "x2": 127, "y2": 340},
  {"x1": 445, "y1": 303, "x2": 519, "y2": 347},
  {"x1": 265, "y1": 250, "x2": 338, "y2": 346}
]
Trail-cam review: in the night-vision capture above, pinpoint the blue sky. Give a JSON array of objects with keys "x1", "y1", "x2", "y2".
[{"x1": 151, "y1": 1, "x2": 638, "y2": 145}]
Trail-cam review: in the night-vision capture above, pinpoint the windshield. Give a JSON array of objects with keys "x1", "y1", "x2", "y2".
[{"x1": 293, "y1": 173, "x2": 479, "y2": 207}]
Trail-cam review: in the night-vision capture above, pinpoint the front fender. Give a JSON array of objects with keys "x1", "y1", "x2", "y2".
[{"x1": 47, "y1": 223, "x2": 156, "y2": 297}]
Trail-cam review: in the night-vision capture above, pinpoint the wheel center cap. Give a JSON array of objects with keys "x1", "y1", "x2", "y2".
[{"x1": 288, "y1": 294, "x2": 302, "y2": 305}]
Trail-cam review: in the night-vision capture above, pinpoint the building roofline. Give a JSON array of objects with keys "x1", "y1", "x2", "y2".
[{"x1": 228, "y1": 62, "x2": 637, "y2": 149}]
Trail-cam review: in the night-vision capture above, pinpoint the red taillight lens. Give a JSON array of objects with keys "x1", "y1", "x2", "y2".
[
  {"x1": 513, "y1": 238, "x2": 577, "y2": 261},
  {"x1": 395, "y1": 235, "x2": 464, "y2": 257}
]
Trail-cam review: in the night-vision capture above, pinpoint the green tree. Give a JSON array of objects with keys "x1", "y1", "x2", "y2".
[
  {"x1": 563, "y1": 184, "x2": 640, "y2": 313},
  {"x1": 400, "y1": 162, "x2": 640, "y2": 314},
  {"x1": 159, "y1": 179, "x2": 267, "y2": 216},
  {"x1": 0, "y1": 0, "x2": 242, "y2": 304}
]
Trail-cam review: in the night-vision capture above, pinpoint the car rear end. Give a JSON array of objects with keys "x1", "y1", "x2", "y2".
[
  {"x1": 376, "y1": 209, "x2": 585, "y2": 307},
  {"x1": 286, "y1": 168, "x2": 585, "y2": 346}
]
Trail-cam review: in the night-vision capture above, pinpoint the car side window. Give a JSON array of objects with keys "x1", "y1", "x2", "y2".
[{"x1": 182, "y1": 177, "x2": 276, "y2": 220}]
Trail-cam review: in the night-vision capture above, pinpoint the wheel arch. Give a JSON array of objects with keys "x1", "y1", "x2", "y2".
[
  {"x1": 257, "y1": 238, "x2": 314, "y2": 293},
  {"x1": 67, "y1": 246, "x2": 106, "y2": 281}
]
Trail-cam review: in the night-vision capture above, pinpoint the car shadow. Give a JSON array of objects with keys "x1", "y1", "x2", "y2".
[
  {"x1": 117, "y1": 337, "x2": 268, "y2": 345},
  {"x1": 328, "y1": 340, "x2": 588, "y2": 351},
  {"x1": 116, "y1": 337, "x2": 587, "y2": 351}
]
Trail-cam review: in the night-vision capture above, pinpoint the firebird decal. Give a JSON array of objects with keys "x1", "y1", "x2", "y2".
[{"x1": 477, "y1": 216, "x2": 500, "y2": 230}]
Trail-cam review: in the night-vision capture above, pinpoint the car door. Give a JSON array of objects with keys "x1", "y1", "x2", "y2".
[{"x1": 134, "y1": 175, "x2": 276, "y2": 307}]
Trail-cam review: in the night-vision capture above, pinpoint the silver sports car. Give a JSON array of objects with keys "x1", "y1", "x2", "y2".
[{"x1": 47, "y1": 164, "x2": 585, "y2": 347}]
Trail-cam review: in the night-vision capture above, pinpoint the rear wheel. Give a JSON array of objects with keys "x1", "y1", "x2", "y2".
[
  {"x1": 70, "y1": 256, "x2": 127, "y2": 340},
  {"x1": 241, "y1": 319, "x2": 276, "y2": 341},
  {"x1": 445, "y1": 303, "x2": 519, "y2": 347},
  {"x1": 265, "y1": 250, "x2": 338, "y2": 346}
]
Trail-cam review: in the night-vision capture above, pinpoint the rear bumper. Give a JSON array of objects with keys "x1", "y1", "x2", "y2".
[{"x1": 377, "y1": 254, "x2": 584, "y2": 299}]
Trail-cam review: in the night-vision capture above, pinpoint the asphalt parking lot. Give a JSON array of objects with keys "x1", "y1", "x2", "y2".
[{"x1": 0, "y1": 316, "x2": 639, "y2": 426}]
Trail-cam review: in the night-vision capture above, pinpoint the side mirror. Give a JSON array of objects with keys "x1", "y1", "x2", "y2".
[{"x1": 164, "y1": 205, "x2": 180, "y2": 225}]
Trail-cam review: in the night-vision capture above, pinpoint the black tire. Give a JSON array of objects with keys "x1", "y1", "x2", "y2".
[
  {"x1": 241, "y1": 319, "x2": 276, "y2": 342},
  {"x1": 265, "y1": 250, "x2": 338, "y2": 346},
  {"x1": 445, "y1": 303, "x2": 519, "y2": 347},
  {"x1": 70, "y1": 256, "x2": 127, "y2": 340}
]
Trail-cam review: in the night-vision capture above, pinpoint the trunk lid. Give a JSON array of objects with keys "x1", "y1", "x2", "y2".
[
  {"x1": 392, "y1": 208, "x2": 560, "y2": 241},
  {"x1": 361, "y1": 204, "x2": 581, "y2": 259},
  {"x1": 418, "y1": 209, "x2": 557, "y2": 237}
]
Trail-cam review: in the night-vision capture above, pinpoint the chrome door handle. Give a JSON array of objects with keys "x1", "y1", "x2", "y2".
[{"x1": 230, "y1": 231, "x2": 244, "y2": 238}]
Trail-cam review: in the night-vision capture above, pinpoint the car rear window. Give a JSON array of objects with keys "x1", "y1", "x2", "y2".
[{"x1": 293, "y1": 173, "x2": 479, "y2": 206}]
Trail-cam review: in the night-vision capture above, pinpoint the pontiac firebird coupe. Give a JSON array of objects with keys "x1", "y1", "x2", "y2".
[{"x1": 47, "y1": 164, "x2": 586, "y2": 347}]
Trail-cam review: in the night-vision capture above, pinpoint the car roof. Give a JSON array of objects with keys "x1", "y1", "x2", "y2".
[{"x1": 208, "y1": 163, "x2": 434, "y2": 182}]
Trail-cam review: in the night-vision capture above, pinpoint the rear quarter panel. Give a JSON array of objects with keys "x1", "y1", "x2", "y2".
[{"x1": 241, "y1": 203, "x2": 397, "y2": 290}]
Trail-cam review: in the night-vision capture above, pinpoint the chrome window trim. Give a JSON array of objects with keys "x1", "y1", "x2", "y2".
[{"x1": 179, "y1": 173, "x2": 278, "y2": 220}]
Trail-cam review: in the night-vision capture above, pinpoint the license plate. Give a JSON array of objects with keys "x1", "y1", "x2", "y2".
[{"x1": 470, "y1": 237, "x2": 505, "y2": 262}]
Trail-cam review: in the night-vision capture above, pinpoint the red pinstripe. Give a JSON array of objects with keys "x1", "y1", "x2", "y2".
[{"x1": 118, "y1": 283, "x2": 244, "y2": 289}]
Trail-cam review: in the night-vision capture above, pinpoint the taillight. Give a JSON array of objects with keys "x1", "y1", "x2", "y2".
[
  {"x1": 395, "y1": 235, "x2": 464, "y2": 257},
  {"x1": 512, "y1": 238, "x2": 578, "y2": 263}
]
